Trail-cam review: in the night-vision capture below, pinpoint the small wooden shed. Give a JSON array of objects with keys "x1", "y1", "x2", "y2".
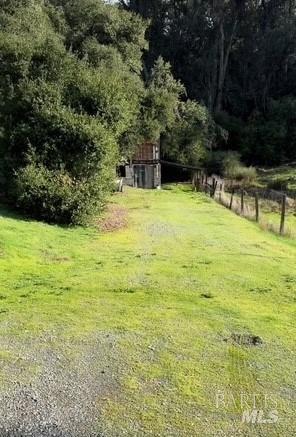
[{"x1": 124, "y1": 141, "x2": 161, "y2": 189}]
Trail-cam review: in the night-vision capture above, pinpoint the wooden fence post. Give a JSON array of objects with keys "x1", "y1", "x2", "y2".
[
  {"x1": 280, "y1": 194, "x2": 286, "y2": 235},
  {"x1": 205, "y1": 175, "x2": 208, "y2": 194},
  {"x1": 241, "y1": 189, "x2": 244, "y2": 214},
  {"x1": 212, "y1": 180, "x2": 218, "y2": 198},
  {"x1": 255, "y1": 192, "x2": 259, "y2": 222},
  {"x1": 211, "y1": 178, "x2": 215, "y2": 197},
  {"x1": 219, "y1": 183, "x2": 223, "y2": 202},
  {"x1": 194, "y1": 172, "x2": 199, "y2": 192},
  {"x1": 192, "y1": 172, "x2": 197, "y2": 191},
  {"x1": 196, "y1": 172, "x2": 200, "y2": 192},
  {"x1": 229, "y1": 189, "x2": 234, "y2": 210},
  {"x1": 210, "y1": 178, "x2": 214, "y2": 197}
]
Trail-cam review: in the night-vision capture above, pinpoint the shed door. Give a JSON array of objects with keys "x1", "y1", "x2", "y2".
[{"x1": 134, "y1": 165, "x2": 146, "y2": 188}]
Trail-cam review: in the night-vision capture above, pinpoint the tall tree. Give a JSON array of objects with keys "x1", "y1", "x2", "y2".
[{"x1": 124, "y1": 0, "x2": 296, "y2": 163}]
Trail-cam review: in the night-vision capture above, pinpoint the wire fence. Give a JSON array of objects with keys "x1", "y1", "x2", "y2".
[{"x1": 192, "y1": 172, "x2": 296, "y2": 239}]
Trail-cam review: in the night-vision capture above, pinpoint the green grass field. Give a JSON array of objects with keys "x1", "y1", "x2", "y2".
[
  {"x1": 221, "y1": 190, "x2": 296, "y2": 237},
  {"x1": 257, "y1": 165, "x2": 296, "y2": 233},
  {"x1": 0, "y1": 185, "x2": 295, "y2": 436}
]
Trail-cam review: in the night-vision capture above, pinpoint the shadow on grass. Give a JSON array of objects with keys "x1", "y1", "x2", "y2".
[
  {"x1": 0, "y1": 203, "x2": 74, "y2": 230},
  {"x1": 162, "y1": 182, "x2": 195, "y2": 193},
  {"x1": 0, "y1": 202, "x2": 27, "y2": 221}
]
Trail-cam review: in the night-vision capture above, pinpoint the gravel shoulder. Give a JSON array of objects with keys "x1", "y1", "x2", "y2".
[{"x1": 0, "y1": 332, "x2": 121, "y2": 436}]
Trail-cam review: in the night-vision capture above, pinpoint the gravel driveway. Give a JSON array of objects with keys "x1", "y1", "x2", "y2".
[{"x1": 0, "y1": 332, "x2": 120, "y2": 436}]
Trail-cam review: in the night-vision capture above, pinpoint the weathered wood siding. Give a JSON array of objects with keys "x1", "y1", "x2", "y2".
[{"x1": 133, "y1": 142, "x2": 160, "y2": 163}]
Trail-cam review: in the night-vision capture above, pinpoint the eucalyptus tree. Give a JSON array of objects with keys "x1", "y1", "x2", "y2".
[{"x1": 124, "y1": 0, "x2": 296, "y2": 163}]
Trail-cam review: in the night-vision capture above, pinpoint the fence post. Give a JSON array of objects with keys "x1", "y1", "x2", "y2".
[
  {"x1": 211, "y1": 178, "x2": 215, "y2": 196},
  {"x1": 196, "y1": 172, "x2": 200, "y2": 192},
  {"x1": 205, "y1": 175, "x2": 208, "y2": 194},
  {"x1": 255, "y1": 192, "x2": 259, "y2": 222},
  {"x1": 118, "y1": 178, "x2": 124, "y2": 193},
  {"x1": 192, "y1": 171, "x2": 197, "y2": 191},
  {"x1": 210, "y1": 178, "x2": 215, "y2": 197},
  {"x1": 212, "y1": 180, "x2": 218, "y2": 198},
  {"x1": 229, "y1": 189, "x2": 234, "y2": 210},
  {"x1": 241, "y1": 189, "x2": 244, "y2": 214},
  {"x1": 219, "y1": 183, "x2": 223, "y2": 202},
  {"x1": 280, "y1": 194, "x2": 286, "y2": 235}
]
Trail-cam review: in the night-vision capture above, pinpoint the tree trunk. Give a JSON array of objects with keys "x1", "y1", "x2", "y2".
[
  {"x1": 208, "y1": 42, "x2": 218, "y2": 112},
  {"x1": 216, "y1": 20, "x2": 225, "y2": 113},
  {"x1": 215, "y1": 17, "x2": 238, "y2": 113}
]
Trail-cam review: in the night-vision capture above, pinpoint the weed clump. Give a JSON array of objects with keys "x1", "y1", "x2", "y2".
[{"x1": 225, "y1": 333, "x2": 263, "y2": 346}]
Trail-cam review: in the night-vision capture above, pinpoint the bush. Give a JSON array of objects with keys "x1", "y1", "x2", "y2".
[
  {"x1": 223, "y1": 152, "x2": 257, "y2": 186},
  {"x1": 0, "y1": 0, "x2": 146, "y2": 225},
  {"x1": 15, "y1": 163, "x2": 113, "y2": 225},
  {"x1": 203, "y1": 151, "x2": 227, "y2": 175},
  {"x1": 162, "y1": 100, "x2": 215, "y2": 166},
  {"x1": 233, "y1": 166, "x2": 257, "y2": 184}
]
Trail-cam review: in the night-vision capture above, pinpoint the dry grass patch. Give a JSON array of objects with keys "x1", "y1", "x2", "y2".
[{"x1": 97, "y1": 204, "x2": 128, "y2": 232}]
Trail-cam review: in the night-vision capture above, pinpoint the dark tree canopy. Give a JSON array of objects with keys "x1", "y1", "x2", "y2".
[{"x1": 123, "y1": 0, "x2": 296, "y2": 164}]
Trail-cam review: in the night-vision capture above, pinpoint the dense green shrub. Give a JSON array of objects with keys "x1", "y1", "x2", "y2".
[
  {"x1": 15, "y1": 162, "x2": 113, "y2": 224},
  {"x1": 203, "y1": 151, "x2": 228, "y2": 175},
  {"x1": 162, "y1": 99, "x2": 215, "y2": 166},
  {"x1": 0, "y1": 0, "x2": 146, "y2": 224},
  {"x1": 223, "y1": 152, "x2": 257, "y2": 186},
  {"x1": 233, "y1": 166, "x2": 257, "y2": 185}
]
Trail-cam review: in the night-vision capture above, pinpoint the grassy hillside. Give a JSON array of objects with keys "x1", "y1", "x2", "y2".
[
  {"x1": 0, "y1": 186, "x2": 295, "y2": 436},
  {"x1": 256, "y1": 164, "x2": 296, "y2": 235},
  {"x1": 258, "y1": 164, "x2": 296, "y2": 192}
]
